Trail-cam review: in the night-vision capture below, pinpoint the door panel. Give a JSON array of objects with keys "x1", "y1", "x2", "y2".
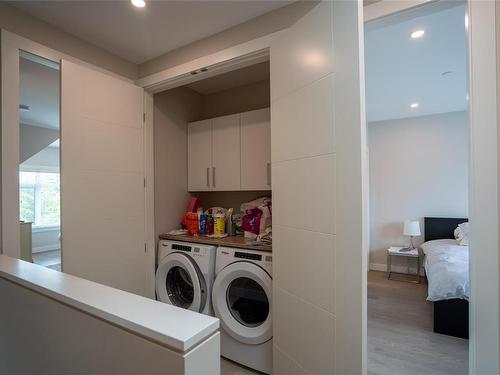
[
  {"x1": 241, "y1": 109, "x2": 271, "y2": 191},
  {"x1": 188, "y1": 119, "x2": 212, "y2": 192},
  {"x1": 270, "y1": 1, "x2": 365, "y2": 374},
  {"x1": 61, "y1": 60, "x2": 149, "y2": 297},
  {"x1": 212, "y1": 114, "x2": 241, "y2": 191}
]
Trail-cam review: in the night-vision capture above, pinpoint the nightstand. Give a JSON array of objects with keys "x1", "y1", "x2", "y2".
[{"x1": 387, "y1": 246, "x2": 421, "y2": 283}]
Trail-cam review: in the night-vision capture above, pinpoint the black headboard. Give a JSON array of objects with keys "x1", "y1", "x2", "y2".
[{"x1": 424, "y1": 217, "x2": 468, "y2": 242}]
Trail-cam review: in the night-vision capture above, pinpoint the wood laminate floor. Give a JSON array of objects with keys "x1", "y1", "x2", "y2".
[{"x1": 368, "y1": 271, "x2": 468, "y2": 375}]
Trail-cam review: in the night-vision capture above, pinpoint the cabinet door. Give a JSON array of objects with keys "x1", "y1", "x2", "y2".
[
  {"x1": 211, "y1": 114, "x2": 241, "y2": 191},
  {"x1": 188, "y1": 119, "x2": 212, "y2": 192},
  {"x1": 241, "y1": 108, "x2": 271, "y2": 190}
]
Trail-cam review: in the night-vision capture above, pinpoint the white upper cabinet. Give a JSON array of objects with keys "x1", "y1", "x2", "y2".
[
  {"x1": 187, "y1": 109, "x2": 271, "y2": 192},
  {"x1": 211, "y1": 114, "x2": 241, "y2": 191},
  {"x1": 187, "y1": 119, "x2": 212, "y2": 192},
  {"x1": 241, "y1": 108, "x2": 271, "y2": 190}
]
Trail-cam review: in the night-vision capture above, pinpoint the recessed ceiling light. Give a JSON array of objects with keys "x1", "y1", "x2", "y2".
[
  {"x1": 131, "y1": 0, "x2": 145, "y2": 8},
  {"x1": 410, "y1": 102, "x2": 419, "y2": 108},
  {"x1": 410, "y1": 29, "x2": 425, "y2": 39}
]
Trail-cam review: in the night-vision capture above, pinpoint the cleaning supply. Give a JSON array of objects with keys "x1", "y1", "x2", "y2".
[
  {"x1": 226, "y1": 208, "x2": 234, "y2": 236},
  {"x1": 206, "y1": 209, "x2": 214, "y2": 235},
  {"x1": 185, "y1": 212, "x2": 199, "y2": 236},
  {"x1": 214, "y1": 213, "x2": 225, "y2": 236},
  {"x1": 199, "y1": 213, "x2": 207, "y2": 235},
  {"x1": 181, "y1": 196, "x2": 202, "y2": 228}
]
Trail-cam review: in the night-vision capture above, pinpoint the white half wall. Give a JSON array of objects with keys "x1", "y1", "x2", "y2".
[{"x1": 368, "y1": 111, "x2": 469, "y2": 268}]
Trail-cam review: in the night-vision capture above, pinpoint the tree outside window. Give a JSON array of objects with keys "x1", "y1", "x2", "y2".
[{"x1": 19, "y1": 171, "x2": 60, "y2": 228}]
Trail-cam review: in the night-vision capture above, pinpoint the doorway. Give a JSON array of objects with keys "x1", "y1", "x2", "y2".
[
  {"x1": 18, "y1": 52, "x2": 61, "y2": 271},
  {"x1": 364, "y1": 2, "x2": 469, "y2": 374}
]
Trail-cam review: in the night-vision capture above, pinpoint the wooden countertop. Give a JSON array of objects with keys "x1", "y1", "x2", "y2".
[
  {"x1": 0, "y1": 255, "x2": 219, "y2": 352},
  {"x1": 159, "y1": 233, "x2": 272, "y2": 252}
]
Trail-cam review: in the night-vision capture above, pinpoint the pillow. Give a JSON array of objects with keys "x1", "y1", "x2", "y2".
[{"x1": 454, "y1": 222, "x2": 469, "y2": 246}]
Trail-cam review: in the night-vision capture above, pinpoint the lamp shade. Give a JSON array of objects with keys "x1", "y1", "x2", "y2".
[{"x1": 404, "y1": 220, "x2": 421, "y2": 236}]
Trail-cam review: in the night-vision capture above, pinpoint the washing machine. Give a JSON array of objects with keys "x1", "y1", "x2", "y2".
[
  {"x1": 212, "y1": 246, "x2": 273, "y2": 374},
  {"x1": 156, "y1": 240, "x2": 216, "y2": 316}
]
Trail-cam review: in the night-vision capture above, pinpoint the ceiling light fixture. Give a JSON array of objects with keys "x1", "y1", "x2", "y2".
[
  {"x1": 410, "y1": 29, "x2": 425, "y2": 39},
  {"x1": 410, "y1": 102, "x2": 419, "y2": 108},
  {"x1": 131, "y1": 0, "x2": 145, "y2": 8}
]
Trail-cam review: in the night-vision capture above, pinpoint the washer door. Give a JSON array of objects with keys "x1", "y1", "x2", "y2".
[
  {"x1": 156, "y1": 252, "x2": 207, "y2": 313},
  {"x1": 212, "y1": 262, "x2": 272, "y2": 345}
]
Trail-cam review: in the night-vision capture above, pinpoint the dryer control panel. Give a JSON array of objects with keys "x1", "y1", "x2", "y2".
[{"x1": 217, "y1": 246, "x2": 272, "y2": 275}]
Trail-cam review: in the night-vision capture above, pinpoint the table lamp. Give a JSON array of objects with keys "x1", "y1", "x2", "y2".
[{"x1": 401, "y1": 220, "x2": 421, "y2": 252}]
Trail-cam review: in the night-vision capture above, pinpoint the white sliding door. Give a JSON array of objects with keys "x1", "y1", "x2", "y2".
[
  {"x1": 271, "y1": 1, "x2": 366, "y2": 374},
  {"x1": 61, "y1": 60, "x2": 149, "y2": 297}
]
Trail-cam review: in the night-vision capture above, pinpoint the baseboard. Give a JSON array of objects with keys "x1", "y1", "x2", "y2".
[
  {"x1": 32, "y1": 245, "x2": 60, "y2": 254},
  {"x1": 369, "y1": 262, "x2": 425, "y2": 276}
]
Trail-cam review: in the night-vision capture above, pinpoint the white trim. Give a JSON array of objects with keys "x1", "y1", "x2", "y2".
[
  {"x1": 136, "y1": 31, "x2": 281, "y2": 92},
  {"x1": 32, "y1": 244, "x2": 60, "y2": 254},
  {"x1": 20, "y1": 165, "x2": 59, "y2": 173},
  {"x1": 144, "y1": 91, "x2": 155, "y2": 298},
  {"x1": 468, "y1": 1, "x2": 499, "y2": 373},
  {"x1": 32, "y1": 225, "x2": 60, "y2": 233},
  {"x1": 363, "y1": 0, "x2": 434, "y2": 22}
]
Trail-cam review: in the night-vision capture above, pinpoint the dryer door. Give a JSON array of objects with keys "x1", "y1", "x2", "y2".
[
  {"x1": 156, "y1": 252, "x2": 207, "y2": 313},
  {"x1": 212, "y1": 262, "x2": 272, "y2": 345}
]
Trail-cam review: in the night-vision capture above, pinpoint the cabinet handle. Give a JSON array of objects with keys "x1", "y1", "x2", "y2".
[
  {"x1": 206, "y1": 167, "x2": 210, "y2": 187},
  {"x1": 212, "y1": 167, "x2": 216, "y2": 188},
  {"x1": 267, "y1": 162, "x2": 271, "y2": 186}
]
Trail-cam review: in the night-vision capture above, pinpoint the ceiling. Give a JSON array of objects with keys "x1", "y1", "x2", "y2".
[
  {"x1": 20, "y1": 56, "x2": 60, "y2": 129},
  {"x1": 9, "y1": 1, "x2": 292, "y2": 64},
  {"x1": 187, "y1": 61, "x2": 269, "y2": 95},
  {"x1": 365, "y1": 2, "x2": 467, "y2": 122}
]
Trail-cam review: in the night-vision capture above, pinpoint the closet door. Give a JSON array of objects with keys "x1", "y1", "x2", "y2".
[
  {"x1": 240, "y1": 108, "x2": 271, "y2": 190},
  {"x1": 271, "y1": 1, "x2": 364, "y2": 374},
  {"x1": 211, "y1": 114, "x2": 240, "y2": 191},
  {"x1": 187, "y1": 119, "x2": 212, "y2": 192},
  {"x1": 61, "y1": 60, "x2": 149, "y2": 297}
]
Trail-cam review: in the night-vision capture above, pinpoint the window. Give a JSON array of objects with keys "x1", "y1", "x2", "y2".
[{"x1": 19, "y1": 171, "x2": 60, "y2": 228}]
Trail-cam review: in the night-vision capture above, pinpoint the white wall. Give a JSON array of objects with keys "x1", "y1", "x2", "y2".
[
  {"x1": 22, "y1": 146, "x2": 59, "y2": 170},
  {"x1": 368, "y1": 111, "x2": 468, "y2": 268},
  {"x1": 19, "y1": 124, "x2": 59, "y2": 163},
  {"x1": 153, "y1": 87, "x2": 204, "y2": 240},
  {"x1": 138, "y1": 1, "x2": 317, "y2": 78}
]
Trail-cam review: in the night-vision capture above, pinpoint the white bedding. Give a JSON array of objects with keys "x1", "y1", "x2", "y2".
[{"x1": 421, "y1": 239, "x2": 469, "y2": 302}]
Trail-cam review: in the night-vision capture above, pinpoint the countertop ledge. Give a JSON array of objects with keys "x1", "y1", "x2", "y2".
[
  {"x1": 159, "y1": 234, "x2": 272, "y2": 252},
  {"x1": 0, "y1": 255, "x2": 219, "y2": 352}
]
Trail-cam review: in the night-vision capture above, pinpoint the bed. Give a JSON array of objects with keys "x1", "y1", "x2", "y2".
[{"x1": 422, "y1": 217, "x2": 469, "y2": 339}]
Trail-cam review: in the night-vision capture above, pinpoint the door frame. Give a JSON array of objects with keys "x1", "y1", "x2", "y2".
[
  {"x1": 1, "y1": 30, "x2": 155, "y2": 297},
  {"x1": 363, "y1": 0, "x2": 499, "y2": 373}
]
